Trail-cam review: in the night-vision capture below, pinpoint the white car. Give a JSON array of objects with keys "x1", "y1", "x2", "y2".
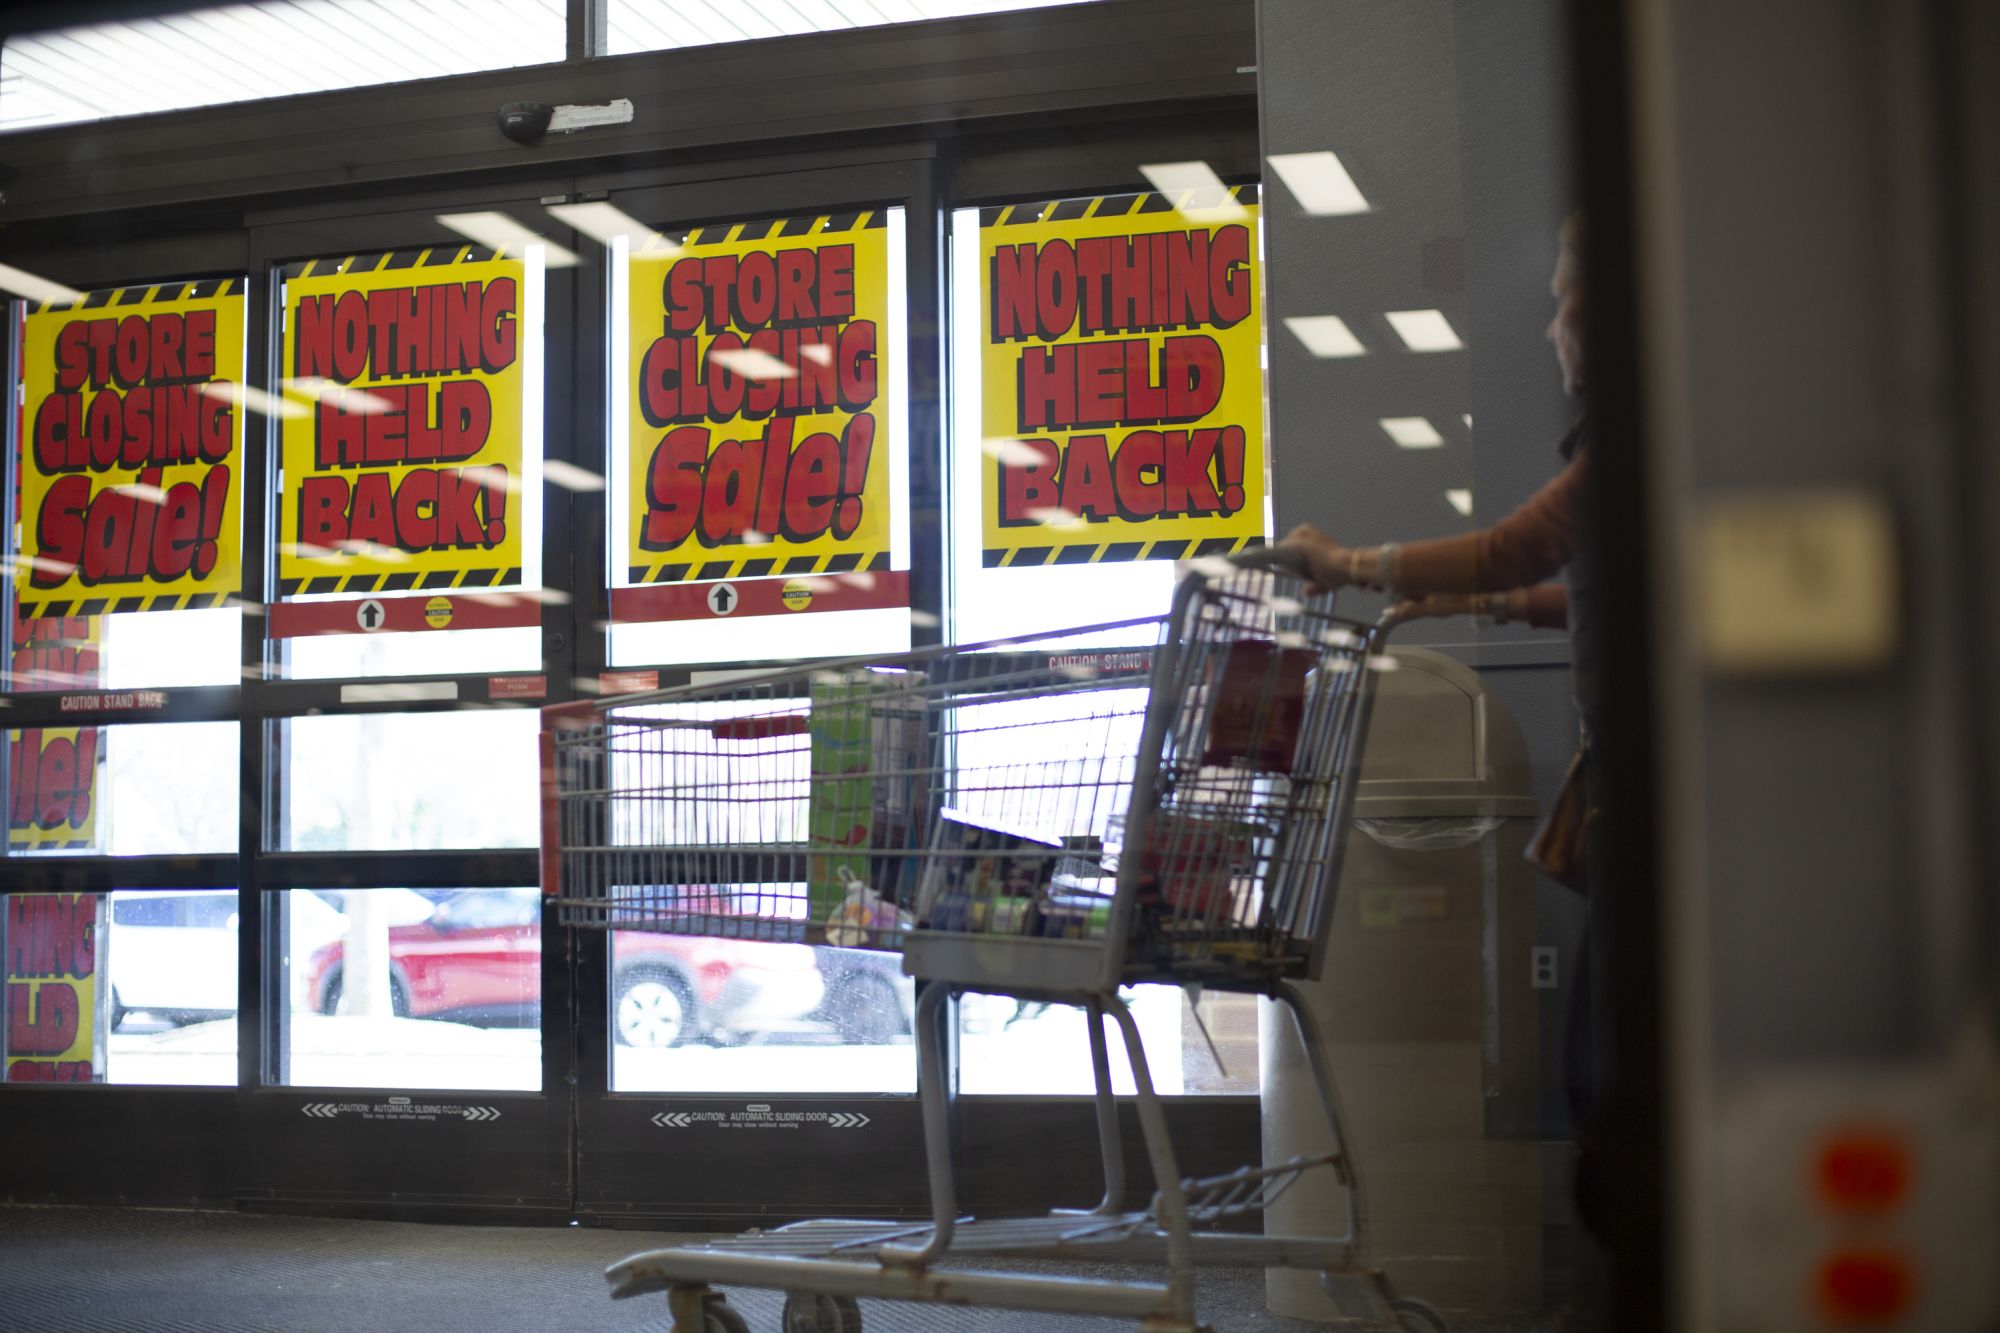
[
  {"x1": 105, "y1": 890, "x2": 240, "y2": 1028},
  {"x1": 104, "y1": 888, "x2": 439, "y2": 1027}
]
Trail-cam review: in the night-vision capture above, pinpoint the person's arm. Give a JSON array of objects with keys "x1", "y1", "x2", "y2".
[
  {"x1": 1282, "y1": 447, "x2": 1591, "y2": 595},
  {"x1": 1391, "y1": 583, "x2": 1569, "y2": 630}
]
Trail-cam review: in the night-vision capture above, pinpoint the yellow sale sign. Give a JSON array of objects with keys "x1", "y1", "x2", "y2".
[
  {"x1": 14, "y1": 280, "x2": 245, "y2": 614},
  {"x1": 626, "y1": 212, "x2": 891, "y2": 584},
  {"x1": 979, "y1": 190, "x2": 1266, "y2": 566},
  {"x1": 4, "y1": 894, "x2": 102, "y2": 1083},
  {"x1": 278, "y1": 249, "x2": 527, "y2": 595}
]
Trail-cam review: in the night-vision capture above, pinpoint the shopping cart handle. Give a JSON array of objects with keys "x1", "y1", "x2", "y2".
[{"x1": 1223, "y1": 544, "x2": 1309, "y2": 575}]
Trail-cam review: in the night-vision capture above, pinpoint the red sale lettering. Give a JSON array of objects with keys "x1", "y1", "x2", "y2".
[
  {"x1": 293, "y1": 279, "x2": 517, "y2": 383},
  {"x1": 6, "y1": 729, "x2": 98, "y2": 834},
  {"x1": 312, "y1": 380, "x2": 492, "y2": 469},
  {"x1": 33, "y1": 382, "x2": 233, "y2": 475},
  {"x1": 996, "y1": 426, "x2": 1247, "y2": 526},
  {"x1": 9, "y1": 615, "x2": 100, "y2": 690},
  {"x1": 641, "y1": 414, "x2": 875, "y2": 550},
  {"x1": 30, "y1": 465, "x2": 230, "y2": 588},
  {"x1": 4, "y1": 896, "x2": 95, "y2": 979},
  {"x1": 6, "y1": 1059, "x2": 95, "y2": 1082},
  {"x1": 52, "y1": 310, "x2": 218, "y2": 391},
  {"x1": 1016, "y1": 335, "x2": 1224, "y2": 433},
  {"x1": 991, "y1": 226, "x2": 1253, "y2": 342},
  {"x1": 297, "y1": 466, "x2": 505, "y2": 554},
  {"x1": 639, "y1": 322, "x2": 876, "y2": 427},
  {"x1": 662, "y1": 245, "x2": 855, "y2": 334}
]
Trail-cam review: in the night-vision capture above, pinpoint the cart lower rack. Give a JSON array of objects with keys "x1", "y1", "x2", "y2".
[{"x1": 541, "y1": 562, "x2": 1447, "y2": 1333}]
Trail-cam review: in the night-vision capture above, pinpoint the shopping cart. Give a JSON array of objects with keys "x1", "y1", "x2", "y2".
[{"x1": 540, "y1": 559, "x2": 1446, "y2": 1333}]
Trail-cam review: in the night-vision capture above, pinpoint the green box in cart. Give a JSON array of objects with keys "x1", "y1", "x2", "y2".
[{"x1": 808, "y1": 668, "x2": 929, "y2": 933}]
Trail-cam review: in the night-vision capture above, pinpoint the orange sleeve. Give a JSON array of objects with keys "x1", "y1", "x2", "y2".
[
  {"x1": 1393, "y1": 448, "x2": 1590, "y2": 594},
  {"x1": 1507, "y1": 583, "x2": 1569, "y2": 630}
]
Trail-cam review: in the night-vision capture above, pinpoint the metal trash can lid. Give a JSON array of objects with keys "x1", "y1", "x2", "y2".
[{"x1": 1352, "y1": 646, "x2": 1540, "y2": 819}]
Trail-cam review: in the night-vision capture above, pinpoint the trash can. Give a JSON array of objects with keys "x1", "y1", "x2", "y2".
[{"x1": 1261, "y1": 646, "x2": 1546, "y2": 1320}]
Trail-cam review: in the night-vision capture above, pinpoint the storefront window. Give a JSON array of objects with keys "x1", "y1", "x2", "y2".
[
  {"x1": 274, "y1": 887, "x2": 540, "y2": 1092},
  {"x1": 273, "y1": 710, "x2": 537, "y2": 852},
  {"x1": 3, "y1": 890, "x2": 240, "y2": 1087}
]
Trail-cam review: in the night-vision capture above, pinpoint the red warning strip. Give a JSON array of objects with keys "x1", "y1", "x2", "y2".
[
  {"x1": 611, "y1": 570, "x2": 909, "y2": 624},
  {"x1": 269, "y1": 591, "x2": 543, "y2": 639}
]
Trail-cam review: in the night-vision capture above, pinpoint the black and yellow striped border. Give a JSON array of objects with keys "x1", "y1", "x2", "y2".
[
  {"x1": 19, "y1": 590, "x2": 232, "y2": 618},
  {"x1": 983, "y1": 535, "x2": 1264, "y2": 569},
  {"x1": 26, "y1": 276, "x2": 246, "y2": 315},
  {"x1": 628, "y1": 551, "x2": 889, "y2": 585},
  {"x1": 979, "y1": 183, "x2": 1259, "y2": 229},
  {"x1": 280, "y1": 246, "x2": 502, "y2": 281},
  {"x1": 657, "y1": 209, "x2": 890, "y2": 251},
  {"x1": 277, "y1": 566, "x2": 521, "y2": 598}
]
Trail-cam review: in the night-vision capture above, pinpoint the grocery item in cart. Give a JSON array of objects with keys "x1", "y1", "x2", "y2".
[
  {"x1": 912, "y1": 810, "x2": 1063, "y2": 933},
  {"x1": 1105, "y1": 809, "x2": 1260, "y2": 921},
  {"x1": 807, "y1": 669, "x2": 930, "y2": 928},
  {"x1": 1201, "y1": 638, "x2": 1315, "y2": 771}
]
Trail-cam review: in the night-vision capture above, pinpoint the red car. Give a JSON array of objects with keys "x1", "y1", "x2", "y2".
[{"x1": 305, "y1": 888, "x2": 825, "y2": 1048}]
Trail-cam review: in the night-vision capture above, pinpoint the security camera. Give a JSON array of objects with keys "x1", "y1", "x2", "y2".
[{"x1": 498, "y1": 102, "x2": 554, "y2": 145}]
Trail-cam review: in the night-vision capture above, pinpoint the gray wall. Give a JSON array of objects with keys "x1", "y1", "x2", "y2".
[{"x1": 1257, "y1": 0, "x2": 1583, "y2": 1129}]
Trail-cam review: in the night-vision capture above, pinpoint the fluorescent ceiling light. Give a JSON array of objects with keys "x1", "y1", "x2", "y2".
[
  {"x1": 545, "y1": 201, "x2": 679, "y2": 256},
  {"x1": 282, "y1": 378, "x2": 394, "y2": 414},
  {"x1": 708, "y1": 348, "x2": 796, "y2": 381},
  {"x1": 1283, "y1": 315, "x2": 1366, "y2": 358},
  {"x1": 542, "y1": 460, "x2": 606, "y2": 492},
  {"x1": 982, "y1": 438, "x2": 1050, "y2": 467},
  {"x1": 436, "y1": 212, "x2": 580, "y2": 267},
  {"x1": 1463, "y1": 414, "x2": 1473, "y2": 429},
  {"x1": 1446, "y1": 489, "x2": 1473, "y2": 517},
  {"x1": 461, "y1": 465, "x2": 524, "y2": 496},
  {"x1": 0, "y1": 263, "x2": 86, "y2": 305},
  {"x1": 334, "y1": 540, "x2": 408, "y2": 564},
  {"x1": 1025, "y1": 506, "x2": 1081, "y2": 525},
  {"x1": 1380, "y1": 417, "x2": 1445, "y2": 448},
  {"x1": 1265, "y1": 151, "x2": 1370, "y2": 216},
  {"x1": 1385, "y1": 309, "x2": 1463, "y2": 352},
  {"x1": 1139, "y1": 161, "x2": 1248, "y2": 221},
  {"x1": 201, "y1": 381, "x2": 309, "y2": 420}
]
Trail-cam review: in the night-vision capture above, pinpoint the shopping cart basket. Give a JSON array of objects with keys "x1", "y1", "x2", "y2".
[{"x1": 540, "y1": 560, "x2": 1446, "y2": 1333}]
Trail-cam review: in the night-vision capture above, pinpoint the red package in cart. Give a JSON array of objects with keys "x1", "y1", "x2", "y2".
[
  {"x1": 1201, "y1": 639, "x2": 1314, "y2": 771},
  {"x1": 1105, "y1": 811, "x2": 1258, "y2": 920}
]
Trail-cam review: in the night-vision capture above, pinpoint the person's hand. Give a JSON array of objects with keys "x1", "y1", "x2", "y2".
[{"x1": 1277, "y1": 523, "x2": 1353, "y2": 591}]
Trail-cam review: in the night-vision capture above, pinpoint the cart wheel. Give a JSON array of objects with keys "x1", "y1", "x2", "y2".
[
  {"x1": 1391, "y1": 1297, "x2": 1449, "y2": 1332},
  {"x1": 701, "y1": 1295, "x2": 753, "y2": 1333},
  {"x1": 781, "y1": 1292, "x2": 863, "y2": 1333}
]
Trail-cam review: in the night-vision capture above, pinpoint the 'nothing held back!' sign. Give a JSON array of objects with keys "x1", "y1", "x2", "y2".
[{"x1": 979, "y1": 189, "x2": 1267, "y2": 568}]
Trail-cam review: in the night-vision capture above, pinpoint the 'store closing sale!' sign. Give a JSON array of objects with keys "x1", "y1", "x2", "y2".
[
  {"x1": 278, "y1": 249, "x2": 526, "y2": 596},
  {"x1": 980, "y1": 188, "x2": 1265, "y2": 567},
  {"x1": 14, "y1": 279, "x2": 245, "y2": 615},
  {"x1": 626, "y1": 211, "x2": 891, "y2": 585}
]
